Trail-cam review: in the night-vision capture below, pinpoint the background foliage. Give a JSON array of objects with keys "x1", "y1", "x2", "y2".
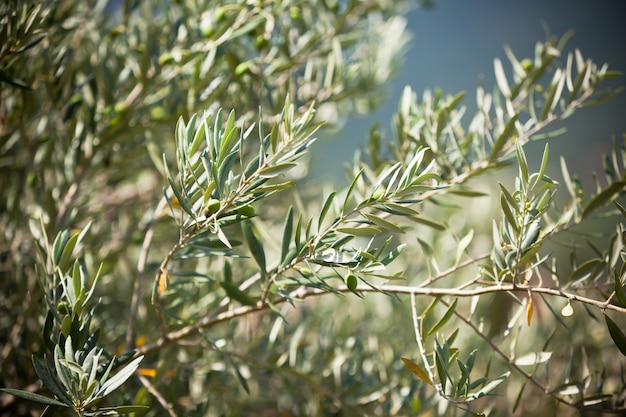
[{"x1": 1, "y1": 1, "x2": 625, "y2": 416}]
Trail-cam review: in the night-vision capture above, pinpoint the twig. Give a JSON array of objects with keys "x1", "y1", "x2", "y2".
[
  {"x1": 136, "y1": 280, "x2": 626, "y2": 358},
  {"x1": 410, "y1": 292, "x2": 445, "y2": 398},
  {"x1": 137, "y1": 374, "x2": 178, "y2": 417}
]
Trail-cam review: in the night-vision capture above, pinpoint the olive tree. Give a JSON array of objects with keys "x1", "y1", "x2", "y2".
[{"x1": 1, "y1": 1, "x2": 625, "y2": 416}]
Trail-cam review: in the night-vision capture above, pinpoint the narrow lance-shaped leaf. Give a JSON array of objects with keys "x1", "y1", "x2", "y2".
[
  {"x1": 455, "y1": 229, "x2": 474, "y2": 267},
  {"x1": 336, "y1": 226, "x2": 383, "y2": 236},
  {"x1": 242, "y1": 220, "x2": 266, "y2": 276},
  {"x1": 318, "y1": 191, "x2": 337, "y2": 230},
  {"x1": 515, "y1": 141, "x2": 529, "y2": 182},
  {"x1": 0, "y1": 389, "x2": 69, "y2": 408},
  {"x1": 258, "y1": 163, "x2": 298, "y2": 178},
  {"x1": 220, "y1": 280, "x2": 256, "y2": 306},
  {"x1": 531, "y1": 144, "x2": 550, "y2": 192},
  {"x1": 467, "y1": 372, "x2": 511, "y2": 401},
  {"x1": 494, "y1": 58, "x2": 511, "y2": 97},
  {"x1": 410, "y1": 215, "x2": 446, "y2": 231},
  {"x1": 93, "y1": 355, "x2": 144, "y2": 401},
  {"x1": 540, "y1": 68, "x2": 566, "y2": 121},
  {"x1": 32, "y1": 356, "x2": 72, "y2": 406},
  {"x1": 614, "y1": 273, "x2": 626, "y2": 308},
  {"x1": 401, "y1": 357, "x2": 433, "y2": 386},
  {"x1": 605, "y1": 315, "x2": 626, "y2": 357},
  {"x1": 52, "y1": 229, "x2": 70, "y2": 268},
  {"x1": 218, "y1": 110, "x2": 238, "y2": 163},
  {"x1": 363, "y1": 213, "x2": 406, "y2": 234},
  {"x1": 343, "y1": 169, "x2": 363, "y2": 213},
  {"x1": 280, "y1": 207, "x2": 294, "y2": 266},
  {"x1": 428, "y1": 299, "x2": 458, "y2": 336},
  {"x1": 188, "y1": 114, "x2": 206, "y2": 157},
  {"x1": 582, "y1": 181, "x2": 626, "y2": 219},
  {"x1": 514, "y1": 352, "x2": 552, "y2": 366},
  {"x1": 489, "y1": 114, "x2": 519, "y2": 162}
]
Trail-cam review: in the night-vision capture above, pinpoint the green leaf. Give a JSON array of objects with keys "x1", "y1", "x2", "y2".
[
  {"x1": 52, "y1": 229, "x2": 70, "y2": 269},
  {"x1": 220, "y1": 280, "x2": 256, "y2": 306},
  {"x1": 93, "y1": 355, "x2": 144, "y2": 401},
  {"x1": 434, "y1": 340, "x2": 450, "y2": 392},
  {"x1": 242, "y1": 220, "x2": 266, "y2": 275},
  {"x1": 428, "y1": 299, "x2": 458, "y2": 336},
  {"x1": 582, "y1": 181, "x2": 626, "y2": 218},
  {"x1": 258, "y1": 163, "x2": 298, "y2": 179},
  {"x1": 500, "y1": 194, "x2": 519, "y2": 235},
  {"x1": 247, "y1": 181, "x2": 293, "y2": 194},
  {"x1": 229, "y1": 14, "x2": 265, "y2": 40},
  {"x1": 280, "y1": 207, "x2": 294, "y2": 266},
  {"x1": 318, "y1": 192, "x2": 337, "y2": 230},
  {"x1": 455, "y1": 229, "x2": 474, "y2": 266},
  {"x1": 0, "y1": 389, "x2": 69, "y2": 407},
  {"x1": 363, "y1": 213, "x2": 406, "y2": 234},
  {"x1": 515, "y1": 141, "x2": 529, "y2": 182},
  {"x1": 336, "y1": 226, "x2": 383, "y2": 236},
  {"x1": 569, "y1": 258, "x2": 604, "y2": 282},
  {"x1": 489, "y1": 114, "x2": 519, "y2": 162},
  {"x1": 218, "y1": 110, "x2": 238, "y2": 163},
  {"x1": 540, "y1": 68, "x2": 565, "y2": 121},
  {"x1": 448, "y1": 188, "x2": 489, "y2": 197},
  {"x1": 343, "y1": 169, "x2": 363, "y2": 212},
  {"x1": 410, "y1": 215, "x2": 446, "y2": 231},
  {"x1": 531, "y1": 144, "x2": 550, "y2": 191},
  {"x1": 379, "y1": 244, "x2": 406, "y2": 266},
  {"x1": 467, "y1": 372, "x2": 510, "y2": 401},
  {"x1": 32, "y1": 356, "x2": 72, "y2": 405},
  {"x1": 377, "y1": 202, "x2": 420, "y2": 217},
  {"x1": 605, "y1": 315, "x2": 626, "y2": 357},
  {"x1": 614, "y1": 274, "x2": 626, "y2": 308},
  {"x1": 96, "y1": 405, "x2": 150, "y2": 414}
]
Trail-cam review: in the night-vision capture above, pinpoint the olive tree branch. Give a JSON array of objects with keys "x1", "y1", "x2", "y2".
[{"x1": 136, "y1": 280, "x2": 625, "y2": 359}]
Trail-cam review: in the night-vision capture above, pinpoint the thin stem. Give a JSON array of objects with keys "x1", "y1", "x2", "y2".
[
  {"x1": 410, "y1": 292, "x2": 444, "y2": 398},
  {"x1": 126, "y1": 198, "x2": 168, "y2": 351},
  {"x1": 138, "y1": 374, "x2": 178, "y2": 417},
  {"x1": 136, "y1": 281, "x2": 626, "y2": 358}
]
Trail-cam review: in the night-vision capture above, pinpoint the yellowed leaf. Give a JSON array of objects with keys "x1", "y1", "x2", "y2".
[
  {"x1": 401, "y1": 356, "x2": 433, "y2": 386},
  {"x1": 158, "y1": 267, "x2": 170, "y2": 295},
  {"x1": 526, "y1": 296, "x2": 533, "y2": 326},
  {"x1": 137, "y1": 368, "x2": 157, "y2": 377}
]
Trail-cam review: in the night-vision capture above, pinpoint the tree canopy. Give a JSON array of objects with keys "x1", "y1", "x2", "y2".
[{"x1": 1, "y1": 1, "x2": 625, "y2": 416}]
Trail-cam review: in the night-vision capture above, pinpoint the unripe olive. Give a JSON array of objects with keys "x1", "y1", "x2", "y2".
[
  {"x1": 215, "y1": 7, "x2": 227, "y2": 22},
  {"x1": 237, "y1": 205, "x2": 255, "y2": 217},
  {"x1": 61, "y1": 315, "x2": 72, "y2": 337},
  {"x1": 205, "y1": 198, "x2": 221, "y2": 216},
  {"x1": 158, "y1": 53, "x2": 174, "y2": 66},
  {"x1": 371, "y1": 188, "x2": 385, "y2": 200},
  {"x1": 345, "y1": 274, "x2": 358, "y2": 291},
  {"x1": 255, "y1": 34, "x2": 269, "y2": 50},
  {"x1": 57, "y1": 301, "x2": 70, "y2": 315},
  {"x1": 234, "y1": 61, "x2": 251, "y2": 76},
  {"x1": 289, "y1": 6, "x2": 301, "y2": 19}
]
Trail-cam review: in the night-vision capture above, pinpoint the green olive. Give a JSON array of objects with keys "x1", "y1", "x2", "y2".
[
  {"x1": 237, "y1": 205, "x2": 255, "y2": 217},
  {"x1": 345, "y1": 274, "x2": 358, "y2": 291},
  {"x1": 57, "y1": 301, "x2": 70, "y2": 315},
  {"x1": 205, "y1": 199, "x2": 221, "y2": 216}
]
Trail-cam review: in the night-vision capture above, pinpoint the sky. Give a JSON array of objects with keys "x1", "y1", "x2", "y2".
[{"x1": 311, "y1": 0, "x2": 626, "y2": 184}]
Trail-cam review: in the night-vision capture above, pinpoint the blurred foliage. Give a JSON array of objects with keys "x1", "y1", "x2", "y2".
[{"x1": 1, "y1": 0, "x2": 626, "y2": 416}]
